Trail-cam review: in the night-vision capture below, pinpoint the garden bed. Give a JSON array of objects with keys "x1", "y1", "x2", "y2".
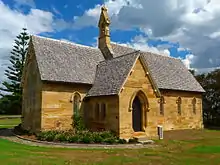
[{"x1": 13, "y1": 124, "x2": 140, "y2": 145}]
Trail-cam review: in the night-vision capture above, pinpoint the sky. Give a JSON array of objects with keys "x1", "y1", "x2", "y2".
[{"x1": 0, "y1": 0, "x2": 220, "y2": 84}]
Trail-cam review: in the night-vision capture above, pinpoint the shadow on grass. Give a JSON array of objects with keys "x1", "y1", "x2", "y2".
[
  {"x1": 0, "y1": 128, "x2": 15, "y2": 136},
  {"x1": 204, "y1": 125, "x2": 220, "y2": 131}
]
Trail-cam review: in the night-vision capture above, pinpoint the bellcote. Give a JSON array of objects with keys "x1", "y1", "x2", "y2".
[{"x1": 98, "y1": 6, "x2": 114, "y2": 60}]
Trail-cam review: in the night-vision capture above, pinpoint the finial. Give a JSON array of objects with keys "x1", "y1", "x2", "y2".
[
  {"x1": 98, "y1": 5, "x2": 114, "y2": 60},
  {"x1": 101, "y1": 5, "x2": 107, "y2": 11}
]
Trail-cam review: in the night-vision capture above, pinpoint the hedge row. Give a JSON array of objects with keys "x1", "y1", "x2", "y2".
[{"x1": 36, "y1": 130, "x2": 138, "y2": 144}]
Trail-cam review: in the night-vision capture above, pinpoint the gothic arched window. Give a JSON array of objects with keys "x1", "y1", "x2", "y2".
[
  {"x1": 100, "y1": 103, "x2": 106, "y2": 120},
  {"x1": 73, "y1": 92, "x2": 81, "y2": 115},
  {"x1": 176, "y1": 97, "x2": 182, "y2": 115},
  {"x1": 95, "y1": 103, "x2": 100, "y2": 120},
  {"x1": 192, "y1": 98, "x2": 196, "y2": 114},
  {"x1": 158, "y1": 96, "x2": 165, "y2": 115}
]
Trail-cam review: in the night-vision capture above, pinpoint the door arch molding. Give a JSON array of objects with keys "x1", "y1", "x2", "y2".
[
  {"x1": 129, "y1": 90, "x2": 149, "y2": 131},
  {"x1": 129, "y1": 90, "x2": 149, "y2": 112}
]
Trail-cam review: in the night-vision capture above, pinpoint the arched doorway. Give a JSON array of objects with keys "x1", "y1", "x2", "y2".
[
  {"x1": 132, "y1": 96, "x2": 142, "y2": 132},
  {"x1": 130, "y1": 90, "x2": 148, "y2": 132}
]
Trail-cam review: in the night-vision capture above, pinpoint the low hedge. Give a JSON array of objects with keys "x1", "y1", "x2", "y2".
[
  {"x1": 36, "y1": 130, "x2": 137, "y2": 144},
  {"x1": 17, "y1": 115, "x2": 139, "y2": 144}
]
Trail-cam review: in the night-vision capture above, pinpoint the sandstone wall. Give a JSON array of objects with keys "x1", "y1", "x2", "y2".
[
  {"x1": 22, "y1": 44, "x2": 42, "y2": 132},
  {"x1": 84, "y1": 96, "x2": 119, "y2": 134},
  {"x1": 119, "y1": 58, "x2": 203, "y2": 139},
  {"x1": 41, "y1": 82, "x2": 91, "y2": 131}
]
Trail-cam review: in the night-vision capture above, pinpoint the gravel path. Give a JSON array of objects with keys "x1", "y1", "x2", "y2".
[{"x1": 0, "y1": 129, "x2": 156, "y2": 149}]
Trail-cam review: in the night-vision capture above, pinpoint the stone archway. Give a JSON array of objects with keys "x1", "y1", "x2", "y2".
[
  {"x1": 130, "y1": 90, "x2": 149, "y2": 132},
  {"x1": 132, "y1": 96, "x2": 142, "y2": 132}
]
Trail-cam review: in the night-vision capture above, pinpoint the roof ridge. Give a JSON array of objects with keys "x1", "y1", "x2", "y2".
[
  {"x1": 111, "y1": 42, "x2": 181, "y2": 60},
  {"x1": 140, "y1": 50, "x2": 181, "y2": 60},
  {"x1": 32, "y1": 35, "x2": 181, "y2": 61},
  {"x1": 98, "y1": 50, "x2": 140, "y2": 64},
  {"x1": 32, "y1": 35, "x2": 98, "y2": 50}
]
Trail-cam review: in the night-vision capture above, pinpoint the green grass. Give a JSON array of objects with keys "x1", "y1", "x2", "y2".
[
  {"x1": 0, "y1": 117, "x2": 21, "y2": 129},
  {"x1": 0, "y1": 115, "x2": 21, "y2": 118},
  {"x1": 1, "y1": 129, "x2": 220, "y2": 164}
]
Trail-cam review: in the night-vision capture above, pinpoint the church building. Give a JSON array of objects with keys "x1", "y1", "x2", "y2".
[{"x1": 21, "y1": 7, "x2": 205, "y2": 139}]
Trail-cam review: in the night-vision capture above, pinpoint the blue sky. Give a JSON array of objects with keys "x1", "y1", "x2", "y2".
[
  {"x1": 0, "y1": 0, "x2": 220, "y2": 80},
  {"x1": 1, "y1": 0, "x2": 191, "y2": 57}
]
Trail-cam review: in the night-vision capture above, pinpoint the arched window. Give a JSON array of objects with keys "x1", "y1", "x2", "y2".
[
  {"x1": 95, "y1": 103, "x2": 100, "y2": 120},
  {"x1": 158, "y1": 96, "x2": 165, "y2": 115},
  {"x1": 73, "y1": 93, "x2": 81, "y2": 116},
  {"x1": 192, "y1": 98, "x2": 196, "y2": 114},
  {"x1": 100, "y1": 103, "x2": 106, "y2": 120},
  {"x1": 176, "y1": 97, "x2": 182, "y2": 115}
]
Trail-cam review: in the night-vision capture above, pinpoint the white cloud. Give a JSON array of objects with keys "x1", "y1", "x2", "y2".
[
  {"x1": 117, "y1": 35, "x2": 171, "y2": 56},
  {"x1": 51, "y1": 6, "x2": 61, "y2": 16},
  {"x1": 74, "y1": 0, "x2": 220, "y2": 71},
  {"x1": 73, "y1": 0, "x2": 141, "y2": 29},
  {"x1": 14, "y1": 0, "x2": 36, "y2": 8},
  {"x1": 0, "y1": 1, "x2": 55, "y2": 88},
  {"x1": 180, "y1": 54, "x2": 195, "y2": 69}
]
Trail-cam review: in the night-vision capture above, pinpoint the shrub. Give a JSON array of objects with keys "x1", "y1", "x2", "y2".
[
  {"x1": 91, "y1": 132, "x2": 103, "y2": 143},
  {"x1": 54, "y1": 133, "x2": 67, "y2": 142},
  {"x1": 117, "y1": 138, "x2": 127, "y2": 144},
  {"x1": 103, "y1": 137, "x2": 116, "y2": 144},
  {"x1": 36, "y1": 128, "x2": 134, "y2": 145},
  {"x1": 128, "y1": 138, "x2": 138, "y2": 144},
  {"x1": 72, "y1": 114, "x2": 86, "y2": 132},
  {"x1": 99, "y1": 131, "x2": 116, "y2": 139},
  {"x1": 67, "y1": 135, "x2": 79, "y2": 143},
  {"x1": 80, "y1": 134, "x2": 92, "y2": 144},
  {"x1": 37, "y1": 130, "x2": 59, "y2": 141},
  {"x1": 37, "y1": 130, "x2": 129, "y2": 144}
]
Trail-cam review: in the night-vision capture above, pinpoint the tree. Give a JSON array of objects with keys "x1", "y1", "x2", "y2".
[
  {"x1": 195, "y1": 69, "x2": 220, "y2": 127},
  {"x1": 189, "y1": 69, "x2": 195, "y2": 76},
  {"x1": 0, "y1": 28, "x2": 30, "y2": 114}
]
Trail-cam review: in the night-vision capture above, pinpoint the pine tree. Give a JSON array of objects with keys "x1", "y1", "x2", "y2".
[{"x1": 0, "y1": 28, "x2": 30, "y2": 114}]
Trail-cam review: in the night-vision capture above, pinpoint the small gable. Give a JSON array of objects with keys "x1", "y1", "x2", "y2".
[
  {"x1": 120, "y1": 56, "x2": 160, "y2": 98},
  {"x1": 21, "y1": 38, "x2": 39, "y2": 87},
  {"x1": 86, "y1": 51, "x2": 140, "y2": 97}
]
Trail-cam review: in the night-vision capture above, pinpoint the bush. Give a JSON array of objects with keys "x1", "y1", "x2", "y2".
[
  {"x1": 67, "y1": 135, "x2": 79, "y2": 143},
  {"x1": 91, "y1": 132, "x2": 103, "y2": 143},
  {"x1": 36, "y1": 129, "x2": 125, "y2": 144},
  {"x1": 99, "y1": 131, "x2": 116, "y2": 139},
  {"x1": 54, "y1": 133, "x2": 67, "y2": 142},
  {"x1": 36, "y1": 119, "x2": 137, "y2": 145},
  {"x1": 128, "y1": 138, "x2": 138, "y2": 144},
  {"x1": 117, "y1": 138, "x2": 127, "y2": 144},
  {"x1": 72, "y1": 114, "x2": 86, "y2": 132},
  {"x1": 37, "y1": 130, "x2": 59, "y2": 141},
  {"x1": 102, "y1": 137, "x2": 116, "y2": 144},
  {"x1": 80, "y1": 134, "x2": 92, "y2": 144}
]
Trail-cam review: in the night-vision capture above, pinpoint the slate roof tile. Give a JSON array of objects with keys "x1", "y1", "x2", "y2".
[
  {"x1": 87, "y1": 51, "x2": 140, "y2": 97},
  {"x1": 30, "y1": 35, "x2": 205, "y2": 94}
]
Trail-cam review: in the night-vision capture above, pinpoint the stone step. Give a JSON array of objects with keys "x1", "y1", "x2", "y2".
[
  {"x1": 132, "y1": 131, "x2": 146, "y2": 137},
  {"x1": 136, "y1": 137, "x2": 154, "y2": 144}
]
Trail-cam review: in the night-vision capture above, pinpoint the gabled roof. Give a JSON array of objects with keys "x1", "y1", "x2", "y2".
[
  {"x1": 141, "y1": 52, "x2": 205, "y2": 92},
  {"x1": 87, "y1": 51, "x2": 140, "y2": 97},
  {"x1": 111, "y1": 44, "x2": 205, "y2": 93},
  {"x1": 31, "y1": 35, "x2": 104, "y2": 84},
  {"x1": 30, "y1": 35, "x2": 205, "y2": 93}
]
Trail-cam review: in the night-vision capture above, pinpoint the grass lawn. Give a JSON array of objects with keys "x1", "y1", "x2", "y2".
[
  {"x1": 1, "y1": 129, "x2": 220, "y2": 164},
  {"x1": 0, "y1": 116, "x2": 21, "y2": 129}
]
